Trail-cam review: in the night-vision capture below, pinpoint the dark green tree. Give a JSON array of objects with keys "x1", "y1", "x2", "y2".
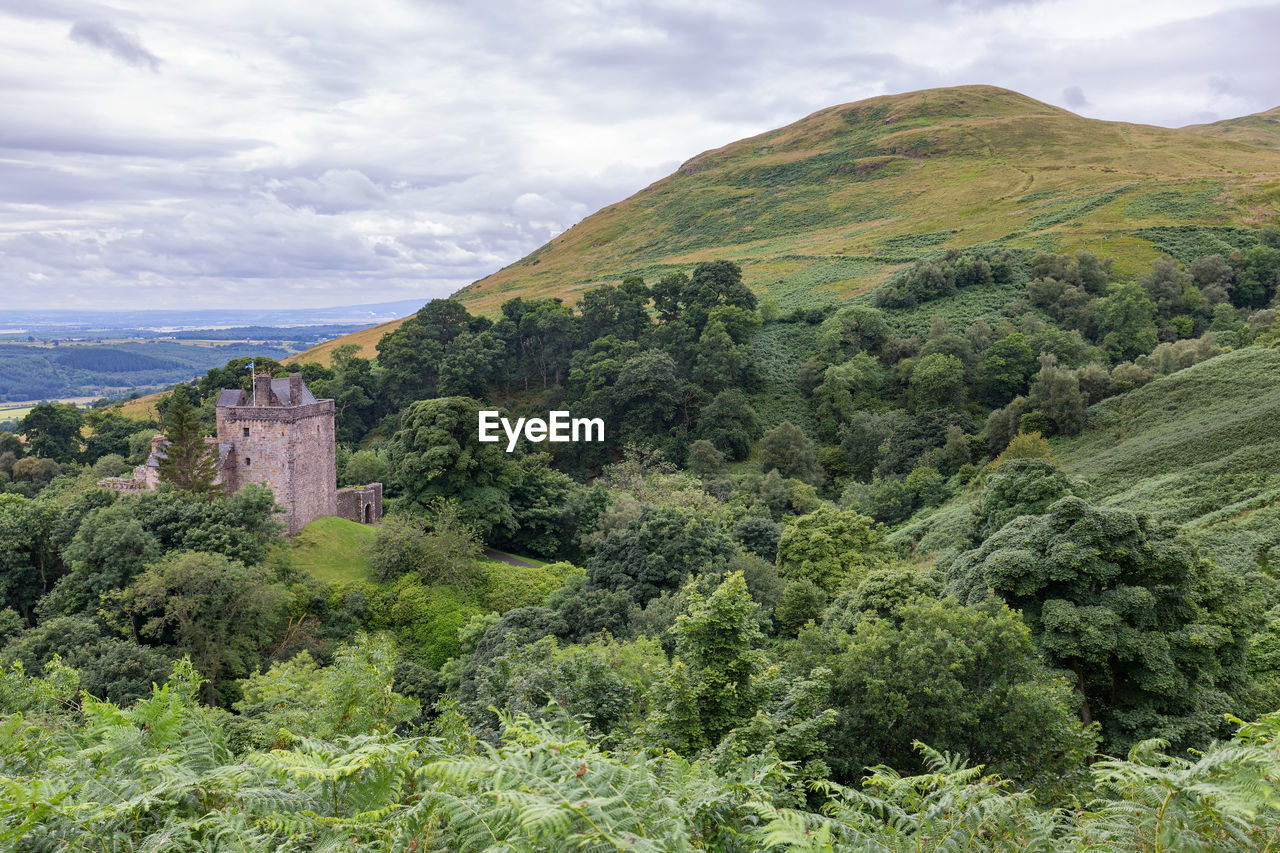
[
  {"x1": 38, "y1": 503, "x2": 160, "y2": 617},
  {"x1": 981, "y1": 332, "x2": 1037, "y2": 405},
  {"x1": 377, "y1": 299, "x2": 479, "y2": 406},
  {"x1": 821, "y1": 598, "x2": 1096, "y2": 788},
  {"x1": 970, "y1": 457, "x2": 1074, "y2": 543},
  {"x1": 0, "y1": 494, "x2": 59, "y2": 622},
  {"x1": 695, "y1": 389, "x2": 760, "y2": 461},
  {"x1": 19, "y1": 402, "x2": 84, "y2": 462},
  {"x1": 1025, "y1": 355, "x2": 1085, "y2": 436},
  {"x1": 157, "y1": 391, "x2": 219, "y2": 497},
  {"x1": 950, "y1": 495, "x2": 1254, "y2": 753},
  {"x1": 757, "y1": 421, "x2": 822, "y2": 487},
  {"x1": 586, "y1": 506, "x2": 736, "y2": 606},
  {"x1": 1100, "y1": 283, "x2": 1159, "y2": 360},
  {"x1": 389, "y1": 396, "x2": 519, "y2": 536},
  {"x1": 578, "y1": 280, "x2": 650, "y2": 344},
  {"x1": 107, "y1": 550, "x2": 292, "y2": 705}
]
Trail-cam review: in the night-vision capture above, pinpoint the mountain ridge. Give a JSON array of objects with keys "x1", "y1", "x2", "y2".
[{"x1": 293, "y1": 85, "x2": 1280, "y2": 364}]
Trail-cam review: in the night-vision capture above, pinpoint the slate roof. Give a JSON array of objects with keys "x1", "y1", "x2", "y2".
[
  {"x1": 214, "y1": 377, "x2": 318, "y2": 408},
  {"x1": 270, "y1": 377, "x2": 317, "y2": 406}
]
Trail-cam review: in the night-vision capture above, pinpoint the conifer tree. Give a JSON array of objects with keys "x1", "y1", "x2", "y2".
[{"x1": 157, "y1": 390, "x2": 219, "y2": 496}]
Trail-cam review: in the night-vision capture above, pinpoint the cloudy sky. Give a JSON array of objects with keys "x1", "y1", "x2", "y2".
[{"x1": 1, "y1": 0, "x2": 1277, "y2": 311}]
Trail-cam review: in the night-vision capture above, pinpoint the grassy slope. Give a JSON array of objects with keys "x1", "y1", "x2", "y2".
[
  {"x1": 289, "y1": 517, "x2": 573, "y2": 605},
  {"x1": 1052, "y1": 346, "x2": 1280, "y2": 573},
  {"x1": 454, "y1": 86, "x2": 1280, "y2": 311},
  {"x1": 898, "y1": 347, "x2": 1280, "y2": 574},
  {"x1": 1184, "y1": 107, "x2": 1280, "y2": 150},
  {"x1": 291, "y1": 86, "x2": 1280, "y2": 366},
  {"x1": 284, "y1": 318, "x2": 401, "y2": 365},
  {"x1": 290, "y1": 516, "x2": 380, "y2": 583}
]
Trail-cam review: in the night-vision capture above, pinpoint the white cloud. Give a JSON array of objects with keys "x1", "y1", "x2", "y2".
[{"x1": 0, "y1": 0, "x2": 1276, "y2": 309}]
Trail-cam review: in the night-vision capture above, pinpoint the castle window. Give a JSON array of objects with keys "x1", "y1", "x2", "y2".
[
  {"x1": 242, "y1": 427, "x2": 249, "y2": 437},
  {"x1": 245, "y1": 457, "x2": 251, "y2": 467}
]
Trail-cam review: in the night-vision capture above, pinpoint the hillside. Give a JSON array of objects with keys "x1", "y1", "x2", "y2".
[
  {"x1": 1053, "y1": 346, "x2": 1280, "y2": 574},
  {"x1": 291, "y1": 85, "x2": 1280, "y2": 365},
  {"x1": 895, "y1": 346, "x2": 1280, "y2": 574},
  {"x1": 1185, "y1": 106, "x2": 1280, "y2": 149}
]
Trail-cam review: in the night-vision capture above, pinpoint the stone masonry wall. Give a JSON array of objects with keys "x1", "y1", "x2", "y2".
[
  {"x1": 216, "y1": 399, "x2": 337, "y2": 535},
  {"x1": 337, "y1": 482, "x2": 383, "y2": 524}
]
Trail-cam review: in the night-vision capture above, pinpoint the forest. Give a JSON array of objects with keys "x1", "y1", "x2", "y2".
[
  {"x1": 0, "y1": 326, "x2": 369, "y2": 406},
  {"x1": 4, "y1": 232, "x2": 1280, "y2": 850}
]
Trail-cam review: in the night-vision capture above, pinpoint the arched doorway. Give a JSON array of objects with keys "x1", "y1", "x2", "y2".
[{"x1": 364, "y1": 503, "x2": 372, "y2": 524}]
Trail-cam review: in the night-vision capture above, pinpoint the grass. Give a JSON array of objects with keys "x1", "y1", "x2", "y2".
[
  {"x1": 1050, "y1": 346, "x2": 1280, "y2": 571},
  {"x1": 895, "y1": 346, "x2": 1280, "y2": 574},
  {"x1": 0, "y1": 404, "x2": 38, "y2": 422},
  {"x1": 290, "y1": 516, "x2": 380, "y2": 584},
  {"x1": 289, "y1": 516, "x2": 559, "y2": 596}
]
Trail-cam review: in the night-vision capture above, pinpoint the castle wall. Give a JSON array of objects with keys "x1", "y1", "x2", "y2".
[{"x1": 337, "y1": 482, "x2": 383, "y2": 524}]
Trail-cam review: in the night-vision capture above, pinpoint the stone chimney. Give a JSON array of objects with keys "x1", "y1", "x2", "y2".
[
  {"x1": 288, "y1": 373, "x2": 303, "y2": 407},
  {"x1": 254, "y1": 373, "x2": 273, "y2": 406}
]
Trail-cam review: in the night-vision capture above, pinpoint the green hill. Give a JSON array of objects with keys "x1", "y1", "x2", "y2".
[
  {"x1": 289, "y1": 85, "x2": 1280, "y2": 364},
  {"x1": 1185, "y1": 106, "x2": 1280, "y2": 150},
  {"x1": 452, "y1": 85, "x2": 1280, "y2": 314},
  {"x1": 896, "y1": 346, "x2": 1280, "y2": 574},
  {"x1": 1053, "y1": 346, "x2": 1280, "y2": 573}
]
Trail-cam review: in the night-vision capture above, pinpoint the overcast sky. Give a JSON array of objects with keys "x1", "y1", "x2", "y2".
[{"x1": 1, "y1": 0, "x2": 1277, "y2": 311}]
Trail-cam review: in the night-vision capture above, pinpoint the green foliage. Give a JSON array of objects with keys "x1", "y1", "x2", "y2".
[
  {"x1": 586, "y1": 505, "x2": 736, "y2": 605},
  {"x1": 821, "y1": 597, "x2": 1097, "y2": 792},
  {"x1": 457, "y1": 633, "x2": 665, "y2": 743},
  {"x1": 18, "y1": 402, "x2": 84, "y2": 462},
  {"x1": 233, "y1": 633, "x2": 418, "y2": 749},
  {"x1": 758, "y1": 420, "x2": 823, "y2": 486},
  {"x1": 1, "y1": 614, "x2": 173, "y2": 705},
  {"x1": 478, "y1": 559, "x2": 581, "y2": 614},
  {"x1": 376, "y1": 577, "x2": 483, "y2": 669},
  {"x1": 106, "y1": 551, "x2": 292, "y2": 704},
  {"x1": 971, "y1": 457, "x2": 1074, "y2": 542},
  {"x1": 643, "y1": 572, "x2": 766, "y2": 754},
  {"x1": 389, "y1": 396, "x2": 520, "y2": 536},
  {"x1": 1131, "y1": 224, "x2": 1263, "y2": 263},
  {"x1": 775, "y1": 505, "x2": 896, "y2": 592},
  {"x1": 365, "y1": 503, "x2": 483, "y2": 586},
  {"x1": 5, "y1": 652, "x2": 1280, "y2": 851},
  {"x1": 696, "y1": 388, "x2": 761, "y2": 460},
  {"x1": 39, "y1": 502, "x2": 160, "y2": 617},
  {"x1": 156, "y1": 390, "x2": 220, "y2": 496},
  {"x1": 951, "y1": 495, "x2": 1254, "y2": 753}
]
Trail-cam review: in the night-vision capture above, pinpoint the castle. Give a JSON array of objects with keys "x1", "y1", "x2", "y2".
[{"x1": 101, "y1": 372, "x2": 381, "y2": 535}]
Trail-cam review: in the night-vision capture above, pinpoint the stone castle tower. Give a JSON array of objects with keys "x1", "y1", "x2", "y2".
[
  {"x1": 101, "y1": 371, "x2": 381, "y2": 534},
  {"x1": 214, "y1": 373, "x2": 337, "y2": 535}
]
